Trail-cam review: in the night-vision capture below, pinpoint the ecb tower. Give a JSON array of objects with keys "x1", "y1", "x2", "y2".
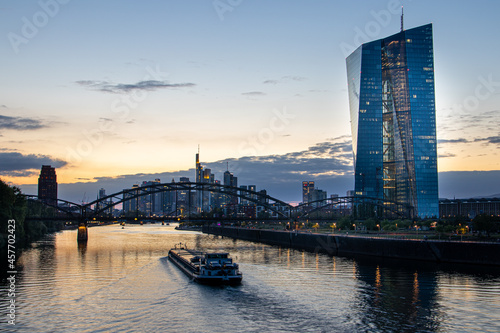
[{"x1": 346, "y1": 23, "x2": 438, "y2": 218}]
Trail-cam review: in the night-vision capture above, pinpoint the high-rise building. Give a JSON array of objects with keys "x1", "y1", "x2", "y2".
[
  {"x1": 123, "y1": 184, "x2": 139, "y2": 214},
  {"x1": 310, "y1": 188, "x2": 327, "y2": 208},
  {"x1": 195, "y1": 147, "x2": 203, "y2": 183},
  {"x1": 248, "y1": 185, "x2": 257, "y2": 202},
  {"x1": 223, "y1": 169, "x2": 238, "y2": 207},
  {"x1": 302, "y1": 181, "x2": 315, "y2": 204},
  {"x1": 346, "y1": 23, "x2": 438, "y2": 218},
  {"x1": 38, "y1": 165, "x2": 57, "y2": 205},
  {"x1": 239, "y1": 185, "x2": 248, "y2": 205},
  {"x1": 97, "y1": 188, "x2": 113, "y2": 216}
]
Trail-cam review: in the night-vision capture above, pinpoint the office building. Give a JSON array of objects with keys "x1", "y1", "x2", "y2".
[
  {"x1": 302, "y1": 181, "x2": 315, "y2": 204},
  {"x1": 346, "y1": 23, "x2": 438, "y2": 218},
  {"x1": 38, "y1": 165, "x2": 57, "y2": 205}
]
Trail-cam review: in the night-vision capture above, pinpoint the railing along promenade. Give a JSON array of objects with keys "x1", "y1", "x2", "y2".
[{"x1": 203, "y1": 225, "x2": 500, "y2": 266}]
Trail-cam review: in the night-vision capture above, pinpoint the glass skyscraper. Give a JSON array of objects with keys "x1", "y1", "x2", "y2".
[{"x1": 346, "y1": 23, "x2": 438, "y2": 218}]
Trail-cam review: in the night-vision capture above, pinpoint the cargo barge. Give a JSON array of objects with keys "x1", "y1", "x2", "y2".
[{"x1": 168, "y1": 243, "x2": 242, "y2": 285}]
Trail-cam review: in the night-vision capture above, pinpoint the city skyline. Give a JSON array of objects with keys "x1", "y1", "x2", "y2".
[{"x1": 1, "y1": 1, "x2": 500, "y2": 202}]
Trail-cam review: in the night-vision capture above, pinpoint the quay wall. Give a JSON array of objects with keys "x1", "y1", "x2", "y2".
[{"x1": 202, "y1": 226, "x2": 500, "y2": 266}]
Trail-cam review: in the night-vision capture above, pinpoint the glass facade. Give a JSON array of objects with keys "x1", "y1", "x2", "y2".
[{"x1": 346, "y1": 24, "x2": 438, "y2": 218}]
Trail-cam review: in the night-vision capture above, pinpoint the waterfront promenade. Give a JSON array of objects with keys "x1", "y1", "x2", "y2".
[{"x1": 203, "y1": 225, "x2": 500, "y2": 266}]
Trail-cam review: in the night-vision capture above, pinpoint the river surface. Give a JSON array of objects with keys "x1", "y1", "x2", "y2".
[{"x1": 1, "y1": 224, "x2": 500, "y2": 332}]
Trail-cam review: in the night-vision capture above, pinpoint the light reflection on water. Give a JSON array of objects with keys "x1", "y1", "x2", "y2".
[{"x1": 1, "y1": 224, "x2": 500, "y2": 332}]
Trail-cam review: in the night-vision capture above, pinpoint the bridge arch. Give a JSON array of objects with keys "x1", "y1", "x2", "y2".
[
  {"x1": 25, "y1": 195, "x2": 84, "y2": 219},
  {"x1": 24, "y1": 182, "x2": 293, "y2": 221},
  {"x1": 87, "y1": 182, "x2": 293, "y2": 219},
  {"x1": 25, "y1": 185, "x2": 414, "y2": 222},
  {"x1": 296, "y1": 196, "x2": 414, "y2": 220}
]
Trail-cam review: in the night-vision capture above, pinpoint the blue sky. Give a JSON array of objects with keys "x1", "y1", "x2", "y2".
[{"x1": 1, "y1": 0, "x2": 500, "y2": 202}]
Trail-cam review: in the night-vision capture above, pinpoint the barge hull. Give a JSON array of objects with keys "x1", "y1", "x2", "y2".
[{"x1": 168, "y1": 249, "x2": 242, "y2": 285}]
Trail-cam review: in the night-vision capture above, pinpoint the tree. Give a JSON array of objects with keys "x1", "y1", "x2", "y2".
[
  {"x1": 0, "y1": 179, "x2": 27, "y2": 249},
  {"x1": 337, "y1": 216, "x2": 353, "y2": 230},
  {"x1": 363, "y1": 218, "x2": 378, "y2": 231},
  {"x1": 473, "y1": 214, "x2": 498, "y2": 237}
]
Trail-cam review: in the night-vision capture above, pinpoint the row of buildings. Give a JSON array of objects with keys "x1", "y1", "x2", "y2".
[
  {"x1": 301, "y1": 181, "x2": 352, "y2": 208},
  {"x1": 119, "y1": 151, "x2": 270, "y2": 218},
  {"x1": 36, "y1": 163, "x2": 500, "y2": 220}
]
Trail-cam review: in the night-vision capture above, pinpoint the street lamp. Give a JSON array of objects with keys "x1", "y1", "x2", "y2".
[
  {"x1": 377, "y1": 224, "x2": 380, "y2": 234},
  {"x1": 353, "y1": 223, "x2": 356, "y2": 234}
]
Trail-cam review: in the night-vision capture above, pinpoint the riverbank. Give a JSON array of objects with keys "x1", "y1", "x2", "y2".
[{"x1": 203, "y1": 225, "x2": 500, "y2": 266}]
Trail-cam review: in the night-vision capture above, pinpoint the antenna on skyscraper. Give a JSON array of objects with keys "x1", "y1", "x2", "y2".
[{"x1": 401, "y1": 5, "x2": 404, "y2": 31}]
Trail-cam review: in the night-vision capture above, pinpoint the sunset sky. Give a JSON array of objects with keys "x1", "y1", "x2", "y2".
[{"x1": 1, "y1": 0, "x2": 499, "y2": 202}]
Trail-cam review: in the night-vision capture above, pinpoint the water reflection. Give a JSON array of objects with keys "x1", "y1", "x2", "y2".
[
  {"x1": 78, "y1": 241, "x2": 87, "y2": 259},
  {"x1": 0, "y1": 225, "x2": 499, "y2": 333}
]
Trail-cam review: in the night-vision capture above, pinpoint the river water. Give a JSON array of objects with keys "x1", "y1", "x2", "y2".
[{"x1": 1, "y1": 224, "x2": 500, "y2": 332}]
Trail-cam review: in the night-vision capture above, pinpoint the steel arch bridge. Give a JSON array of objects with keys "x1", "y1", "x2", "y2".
[
  {"x1": 25, "y1": 182, "x2": 415, "y2": 222},
  {"x1": 296, "y1": 196, "x2": 414, "y2": 219},
  {"x1": 26, "y1": 182, "x2": 294, "y2": 221}
]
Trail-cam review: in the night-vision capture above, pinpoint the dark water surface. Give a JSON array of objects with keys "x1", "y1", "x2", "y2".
[{"x1": 1, "y1": 224, "x2": 500, "y2": 332}]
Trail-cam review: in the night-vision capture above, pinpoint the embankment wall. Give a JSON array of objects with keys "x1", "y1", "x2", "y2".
[{"x1": 202, "y1": 226, "x2": 500, "y2": 266}]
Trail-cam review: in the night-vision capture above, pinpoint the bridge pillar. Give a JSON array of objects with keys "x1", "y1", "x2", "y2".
[{"x1": 77, "y1": 221, "x2": 88, "y2": 242}]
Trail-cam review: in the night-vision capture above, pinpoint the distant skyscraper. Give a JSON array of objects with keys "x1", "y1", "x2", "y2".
[
  {"x1": 203, "y1": 168, "x2": 214, "y2": 183},
  {"x1": 346, "y1": 23, "x2": 438, "y2": 218},
  {"x1": 38, "y1": 165, "x2": 57, "y2": 205},
  {"x1": 223, "y1": 169, "x2": 238, "y2": 206},
  {"x1": 196, "y1": 147, "x2": 203, "y2": 183},
  {"x1": 302, "y1": 181, "x2": 314, "y2": 204},
  {"x1": 248, "y1": 185, "x2": 257, "y2": 202},
  {"x1": 310, "y1": 188, "x2": 327, "y2": 208}
]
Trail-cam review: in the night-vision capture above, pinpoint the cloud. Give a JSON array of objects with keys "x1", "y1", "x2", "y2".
[
  {"x1": 438, "y1": 152, "x2": 456, "y2": 158},
  {"x1": 2, "y1": 170, "x2": 39, "y2": 178},
  {"x1": 16, "y1": 138, "x2": 354, "y2": 202},
  {"x1": 474, "y1": 134, "x2": 500, "y2": 145},
  {"x1": 17, "y1": 136, "x2": 500, "y2": 203},
  {"x1": 439, "y1": 171, "x2": 500, "y2": 199},
  {"x1": 76, "y1": 80, "x2": 195, "y2": 94},
  {"x1": 0, "y1": 115, "x2": 48, "y2": 131},
  {"x1": 437, "y1": 138, "x2": 469, "y2": 144},
  {"x1": 308, "y1": 89, "x2": 329, "y2": 93},
  {"x1": 261, "y1": 76, "x2": 307, "y2": 86},
  {"x1": 0, "y1": 152, "x2": 67, "y2": 175},
  {"x1": 283, "y1": 75, "x2": 307, "y2": 82},
  {"x1": 1, "y1": 105, "x2": 7, "y2": 108},
  {"x1": 242, "y1": 91, "x2": 266, "y2": 96},
  {"x1": 198, "y1": 137, "x2": 355, "y2": 200}
]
